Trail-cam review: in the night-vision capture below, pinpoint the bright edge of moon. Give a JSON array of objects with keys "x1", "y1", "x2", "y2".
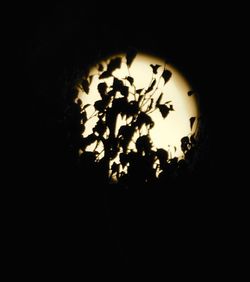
[{"x1": 77, "y1": 53, "x2": 200, "y2": 163}]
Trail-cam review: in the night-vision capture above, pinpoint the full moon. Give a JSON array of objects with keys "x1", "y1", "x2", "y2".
[{"x1": 77, "y1": 53, "x2": 200, "y2": 161}]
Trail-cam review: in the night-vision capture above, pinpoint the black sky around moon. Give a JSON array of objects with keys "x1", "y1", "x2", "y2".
[{"x1": 12, "y1": 1, "x2": 244, "y2": 278}]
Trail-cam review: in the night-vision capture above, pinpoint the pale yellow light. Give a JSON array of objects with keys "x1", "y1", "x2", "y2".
[{"x1": 78, "y1": 53, "x2": 200, "y2": 160}]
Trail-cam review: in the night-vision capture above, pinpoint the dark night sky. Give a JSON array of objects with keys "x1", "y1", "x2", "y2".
[
  {"x1": 22, "y1": 2, "x2": 224, "y2": 184},
  {"x1": 11, "y1": 1, "x2": 246, "y2": 278}
]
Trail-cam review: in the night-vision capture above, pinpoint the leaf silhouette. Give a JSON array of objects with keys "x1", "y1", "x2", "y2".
[
  {"x1": 81, "y1": 133, "x2": 97, "y2": 148},
  {"x1": 117, "y1": 125, "x2": 127, "y2": 137},
  {"x1": 118, "y1": 125, "x2": 134, "y2": 139},
  {"x1": 136, "y1": 88, "x2": 143, "y2": 94},
  {"x1": 81, "y1": 79, "x2": 89, "y2": 94},
  {"x1": 190, "y1": 117, "x2": 196, "y2": 130},
  {"x1": 118, "y1": 125, "x2": 135, "y2": 150},
  {"x1": 169, "y1": 104, "x2": 174, "y2": 111},
  {"x1": 156, "y1": 93, "x2": 163, "y2": 106},
  {"x1": 81, "y1": 111, "x2": 87, "y2": 123},
  {"x1": 162, "y1": 69, "x2": 172, "y2": 84},
  {"x1": 112, "y1": 97, "x2": 128, "y2": 114},
  {"x1": 99, "y1": 71, "x2": 112, "y2": 79},
  {"x1": 126, "y1": 101, "x2": 139, "y2": 116},
  {"x1": 94, "y1": 100, "x2": 106, "y2": 112},
  {"x1": 98, "y1": 82, "x2": 108, "y2": 97},
  {"x1": 188, "y1": 90, "x2": 195, "y2": 96},
  {"x1": 135, "y1": 112, "x2": 154, "y2": 129},
  {"x1": 107, "y1": 57, "x2": 122, "y2": 73},
  {"x1": 126, "y1": 48, "x2": 137, "y2": 67},
  {"x1": 93, "y1": 119, "x2": 107, "y2": 135},
  {"x1": 156, "y1": 148, "x2": 168, "y2": 166},
  {"x1": 113, "y1": 78, "x2": 129, "y2": 97},
  {"x1": 158, "y1": 104, "x2": 170, "y2": 118},
  {"x1": 72, "y1": 53, "x2": 203, "y2": 185},
  {"x1": 77, "y1": 99, "x2": 82, "y2": 105},
  {"x1": 113, "y1": 78, "x2": 124, "y2": 92},
  {"x1": 120, "y1": 86, "x2": 129, "y2": 97},
  {"x1": 106, "y1": 89, "x2": 116, "y2": 98},
  {"x1": 82, "y1": 104, "x2": 91, "y2": 111},
  {"x1": 136, "y1": 135, "x2": 152, "y2": 153},
  {"x1": 126, "y1": 76, "x2": 134, "y2": 85},
  {"x1": 146, "y1": 79, "x2": 156, "y2": 93},
  {"x1": 150, "y1": 64, "x2": 161, "y2": 74}
]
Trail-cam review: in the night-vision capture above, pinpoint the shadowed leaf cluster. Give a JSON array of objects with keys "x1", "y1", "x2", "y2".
[{"x1": 64, "y1": 51, "x2": 200, "y2": 187}]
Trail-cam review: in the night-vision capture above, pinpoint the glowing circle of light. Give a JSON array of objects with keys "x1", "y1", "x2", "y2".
[{"x1": 77, "y1": 53, "x2": 200, "y2": 161}]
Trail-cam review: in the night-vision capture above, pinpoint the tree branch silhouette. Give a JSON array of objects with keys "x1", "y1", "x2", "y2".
[{"x1": 65, "y1": 52, "x2": 200, "y2": 187}]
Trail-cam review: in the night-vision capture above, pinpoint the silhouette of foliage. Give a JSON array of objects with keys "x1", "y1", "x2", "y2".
[
  {"x1": 126, "y1": 76, "x2": 134, "y2": 85},
  {"x1": 150, "y1": 64, "x2": 161, "y2": 74},
  {"x1": 156, "y1": 93, "x2": 163, "y2": 106},
  {"x1": 158, "y1": 104, "x2": 172, "y2": 118},
  {"x1": 162, "y1": 69, "x2": 172, "y2": 84},
  {"x1": 107, "y1": 57, "x2": 122, "y2": 72},
  {"x1": 67, "y1": 53, "x2": 200, "y2": 186},
  {"x1": 99, "y1": 71, "x2": 112, "y2": 79},
  {"x1": 146, "y1": 79, "x2": 156, "y2": 93},
  {"x1": 126, "y1": 48, "x2": 137, "y2": 66},
  {"x1": 97, "y1": 82, "x2": 108, "y2": 97},
  {"x1": 136, "y1": 114, "x2": 153, "y2": 131},
  {"x1": 136, "y1": 88, "x2": 143, "y2": 94}
]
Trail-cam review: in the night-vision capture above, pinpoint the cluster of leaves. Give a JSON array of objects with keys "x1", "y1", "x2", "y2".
[{"x1": 67, "y1": 51, "x2": 197, "y2": 186}]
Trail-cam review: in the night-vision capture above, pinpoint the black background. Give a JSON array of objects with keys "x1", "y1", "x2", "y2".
[{"x1": 8, "y1": 1, "x2": 246, "y2": 279}]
